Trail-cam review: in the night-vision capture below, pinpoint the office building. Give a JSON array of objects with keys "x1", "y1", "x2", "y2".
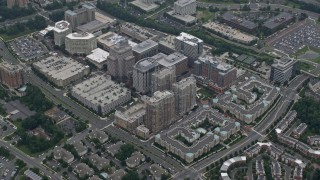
[
  {"x1": 158, "y1": 52, "x2": 188, "y2": 77},
  {"x1": 159, "y1": 35, "x2": 176, "y2": 54},
  {"x1": 0, "y1": 62, "x2": 24, "y2": 89},
  {"x1": 143, "y1": 91, "x2": 176, "y2": 133},
  {"x1": 132, "y1": 39, "x2": 159, "y2": 61},
  {"x1": 97, "y1": 32, "x2": 137, "y2": 51},
  {"x1": 71, "y1": 74, "x2": 131, "y2": 115},
  {"x1": 65, "y1": 32, "x2": 97, "y2": 55},
  {"x1": 115, "y1": 103, "x2": 146, "y2": 132},
  {"x1": 53, "y1": 21, "x2": 72, "y2": 46},
  {"x1": 107, "y1": 39, "x2": 135, "y2": 81},
  {"x1": 7, "y1": 0, "x2": 28, "y2": 8},
  {"x1": 175, "y1": 32, "x2": 203, "y2": 63},
  {"x1": 194, "y1": 56, "x2": 237, "y2": 89},
  {"x1": 130, "y1": 0, "x2": 160, "y2": 13},
  {"x1": 86, "y1": 48, "x2": 109, "y2": 69},
  {"x1": 151, "y1": 67, "x2": 176, "y2": 94},
  {"x1": 33, "y1": 55, "x2": 90, "y2": 87},
  {"x1": 132, "y1": 54, "x2": 164, "y2": 94},
  {"x1": 65, "y1": 3, "x2": 96, "y2": 30},
  {"x1": 263, "y1": 12, "x2": 294, "y2": 33},
  {"x1": 270, "y1": 58, "x2": 297, "y2": 84},
  {"x1": 120, "y1": 22, "x2": 158, "y2": 42},
  {"x1": 173, "y1": 77, "x2": 196, "y2": 115},
  {"x1": 221, "y1": 13, "x2": 257, "y2": 33},
  {"x1": 76, "y1": 11, "x2": 115, "y2": 33},
  {"x1": 174, "y1": 0, "x2": 196, "y2": 15}
]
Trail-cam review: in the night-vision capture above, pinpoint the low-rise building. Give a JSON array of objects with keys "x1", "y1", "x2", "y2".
[
  {"x1": 221, "y1": 13, "x2": 257, "y2": 33},
  {"x1": 292, "y1": 123, "x2": 307, "y2": 138},
  {"x1": 73, "y1": 141, "x2": 88, "y2": 156},
  {"x1": 88, "y1": 129, "x2": 109, "y2": 143},
  {"x1": 136, "y1": 125, "x2": 150, "y2": 139},
  {"x1": 71, "y1": 74, "x2": 131, "y2": 115},
  {"x1": 86, "y1": 48, "x2": 109, "y2": 69},
  {"x1": 74, "y1": 163, "x2": 94, "y2": 178},
  {"x1": 256, "y1": 160, "x2": 265, "y2": 175},
  {"x1": 33, "y1": 55, "x2": 90, "y2": 87},
  {"x1": 54, "y1": 148, "x2": 74, "y2": 164},
  {"x1": 24, "y1": 169, "x2": 42, "y2": 180},
  {"x1": 107, "y1": 141, "x2": 124, "y2": 157},
  {"x1": 271, "y1": 161, "x2": 281, "y2": 178},
  {"x1": 213, "y1": 76, "x2": 280, "y2": 123},
  {"x1": 89, "y1": 154, "x2": 110, "y2": 170},
  {"x1": 293, "y1": 166, "x2": 303, "y2": 180},
  {"x1": 120, "y1": 23, "x2": 158, "y2": 42},
  {"x1": 263, "y1": 12, "x2": 294, "y2": 33},
  {"x1": 114, "y1": 103, "x2": 146, "y2": 132},
  {"x1": 109, "y1": 169, "x2": 126, "y2": 180},
  {"x1": 308, "y1": 135, "x2": 320, "y2": 146},
  {"x1": 149, "y1": 164, "x2": 168, "y2": 180},
  {"x1": 125, "y1": 151, "x2": 145, "y2": 168}
]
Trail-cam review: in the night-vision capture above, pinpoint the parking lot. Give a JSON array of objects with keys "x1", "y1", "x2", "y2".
[
  {"x1": 268, "y1": 21, "x2": 320, "y2": 55},
  {"x1": 0, "y1": 156, "x2": 17, "y2": 180},
  {"x1": 9, "y1": 36, "x2": 48, "y2": 61}
]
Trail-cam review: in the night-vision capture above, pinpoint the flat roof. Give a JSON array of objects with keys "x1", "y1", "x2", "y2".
[
  {"x1": 158, "y1": 52, "x2": 187, "y2": 67},
  {"x1": 263, "y1": 12, "x2": 293, "y2": 29},
  {"x1": 71, "y1": 74, "x2": 130, "y2": 106},
  {"x1": 132, "y1": 39, "x2": 158, "y2": 53},
  {"x1": 222, "y1": 13, "x2": 257, "y2": 30},
  {"x1": 176, "y1": 32, "x2": 203, "y2": 46},
  {"x1": 66, "y1": 32, "x2": 95, "y2": 40},
  {"x1": 86, "y1": 48, "x2": 109, "y2": 63}
]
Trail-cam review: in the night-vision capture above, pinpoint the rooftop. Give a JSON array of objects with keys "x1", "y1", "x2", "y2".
[
  {"x1": 176, "y1": 32, "x2": 203, "y2": 46},
  {"x1": 71, "y1": 74, "x2": 130, "y2": 106},
  {"x1": 86, "y1": 48, "x2": 109, "y2": 63},
  {"x1": 158, "y1": 52, "x2": 187, "y2": 67},
  {"x1": 54, "y1": 21, "x2": 70, "y2": 33},
  {"x1": 222, "y1": 13, "x2": 257, "y2": 30},
  {"x1": 66, "y1": 32, "x2": 95, "y2": 40},
  {"x1": 132, "y1": 39, "x2": 158, "y2": 53}
]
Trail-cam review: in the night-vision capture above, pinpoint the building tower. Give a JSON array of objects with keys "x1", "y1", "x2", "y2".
[
  {"x1": 173, "y1": 76, "x2": 196, "y2": 115},
  {"x1": 151, "y1": 67, "x2": 176, "y2": 94},
  {"x1": 53, "y1": 21, "x2": 71, "y2": 47},
  {"x1": 0, "y1": 62, "x2": 24, "y2": 89},
  {"x1": 143, "y1": 91, "x2": 176, "y2": 133},
  {"x1": 107, "y1": 39, "x2": 135, "y2": 81}
]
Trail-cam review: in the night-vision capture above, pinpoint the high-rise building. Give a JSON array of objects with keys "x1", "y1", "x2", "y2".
[
  {"x1": 194, "y1": 56, "x2": 237, "y2": 89},
  {"x1": 7, "y1": 0, "x2": 28, "y2": 8},
  {"x1": 64, "y1": 3, "x2": 96, "y2": 30},
  {"x1": 270, "y1": 58, "x2": 297, "y2": 84},
  {"x1": 132, "y1": 54, "x2": 164, "y2": 94},
  {"x1": 175, "y1": 32, "x2": 203, "y2": 64},
  {"x1": 151, "y1": 67, "x2": 176, "y2": 94},
  {"x1": 143, "y1": 91, "x2": 176, "y2": 133},
  {"x1": 65, "y1": 32, "x2": 97, "y2": 55},
  {"x1": 107, "y1": 39, "x2": 135, "y2": 81},
  {"x1": 173, "y1": 77, "x2": 196, "y2": 115},
  {"x1": 0, "y1": 62, "x2": 24, "y2": 89},
  {"x1": 173, "y1": 0, "x2": 196, "y2": 15},
  {"x1": 53, "y1": 21, "x2": 71, "y2": 47},
  {"x1": 132, "y1": 39, "x2": 159, "y2": 62}
]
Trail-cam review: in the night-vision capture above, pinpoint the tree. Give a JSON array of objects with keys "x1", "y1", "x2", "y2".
[
  {"x1": 115, "y1": 144, "x2": 135, "y2": 161},
  {"x1": 122, "y1": 170, "x2": 140, "y2": 180}
]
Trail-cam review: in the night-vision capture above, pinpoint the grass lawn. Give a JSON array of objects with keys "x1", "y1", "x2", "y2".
[
  {"x1": 196, "y1": 8, "x2": 215, "y2": 22},
  {"x1": 197, "y1": 87, "x2": 216, "y2": 100},
  {"x1": 299, "y1": 62, "x2": 315, "y2": 71},
  {"x1": 0, "y1": 29, "x2": 34, "y2": 41},
  {"x1": 292, "y1": 46, "x2": 309, "y2": 58}
]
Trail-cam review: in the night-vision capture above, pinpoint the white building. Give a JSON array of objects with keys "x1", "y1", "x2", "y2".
[
  {"x1": 65, "y1": 32, "x2": 97, "y2": 55},
  {"x1": 53, "y1": 21, "x2": 71, "y2": 46},
  {"x1": 174, "y1": 0, "x2": 196, "y2": 15},
  {"x1": 270, "y1": 58, "x2": 297, "y2": 84},
  {"x1": 71, "y1": 74, "x2": 131, "y2": 115},
  {"x1": 86, "y1": 48, "x2": 109, "y2": 69},
  {"x1": 175, "y1": 32, "x2": 203, "y2": 61}
]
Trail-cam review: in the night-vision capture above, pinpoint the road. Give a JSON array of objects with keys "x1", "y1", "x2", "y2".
[
  {"x1": 196, "y1": 2, "x2": 320, "y2": 19},
  {"x1": 0, "y1": 141, "x2": 62, "y2": 180},
  {"x1": 180, "y1": 74, "x2": 309, "y2": 178},
  {"x1": 23, "y1": 70, "x2": 185, "y2": 173}
]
